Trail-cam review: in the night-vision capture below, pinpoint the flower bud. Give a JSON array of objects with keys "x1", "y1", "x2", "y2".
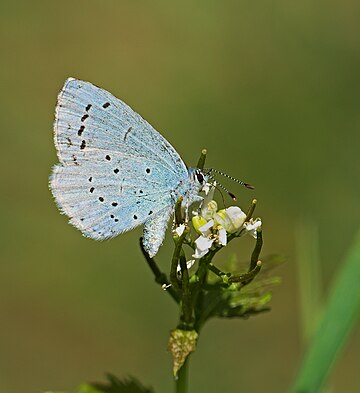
[
  {"x1": 192, "y1": 215, "x2": 208, "y2": 234},
  {"x1": 214, "y1": 206, "x2": 246, "y2": 234},
  {"x1": 201, "y1": 200, "x2": 218, "y2": 221}
]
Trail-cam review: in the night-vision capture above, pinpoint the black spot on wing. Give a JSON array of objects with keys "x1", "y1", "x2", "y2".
[
  {"x1": 72, "y1": 154, "x2": 79, "y2": 166},
  {"x1": 110, "y1": 214, "x2": 119, "y2": 223},
  {"x1": 114, "y1": 168, "x2": 119, "y2": 174},
  {"x1": 86, "y1": 104, "x2": 92, "y2": 111},
  {"x1": 78, "y1": 125, "x2": 85, "y2": 136},
  {"x1": 81, "y1": 114, "x2": 89, "y2": 122},
  {"x1": 102, "y1": 102, "x2": 110, "y2": 108},
  {"x1": 80, "y1": 140, "x2": 86, "y2": 150},
  {"x1": 124, "y1": 127, "x2": 132, "y2": 141},
  {"x1": 105, "y1": 155, "x2": 111, "y2": 161}
]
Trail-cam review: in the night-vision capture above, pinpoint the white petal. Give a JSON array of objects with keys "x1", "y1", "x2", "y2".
[
  {"x1": 175, "y1": 223, "x2": 186, "y2": 237},
  {"x1": 214, "y1": 206, "x2": 246, "y2": 234},
  {"x1": 244, "y1": 219, "x2": 262, "y2": 238},
  {"x1": 194, "y1": 248, "x2": 209, "y2": 259},
  {"x1": 199, "y1": 219, "x2": 214, "y2": 236},
  {"x1": 195, "y1": 236, "x2": 214, "y2": 251},
  {"x1": 199, "y1": 185, "x2": 217, "y2": 219},
  {"x1": 225, "y1": 206, "x2": 246, "y2": 232},
  {"x1": 218, "y1": 228, "x2": 227, "y2": 246},
  {"x1": 193, "y1": 236, "x2": 214, "y2": 258}
]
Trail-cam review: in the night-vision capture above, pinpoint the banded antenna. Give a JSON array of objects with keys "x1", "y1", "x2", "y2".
[
  {"x1": 205, "y1": 168, "x2": 255, "y2": 201},
  {"x1": 206, "y1": 174, "x2": 235, "y2": 202}
]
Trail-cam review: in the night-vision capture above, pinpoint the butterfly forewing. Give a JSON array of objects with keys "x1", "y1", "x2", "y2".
[{"x1": 55, "y1": 78, "x2": 187, "y2": 177}]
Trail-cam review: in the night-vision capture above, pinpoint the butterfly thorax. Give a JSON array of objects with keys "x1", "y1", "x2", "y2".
[{"x1": 173, "y1": 167, "x2": 207, "y2": 208}]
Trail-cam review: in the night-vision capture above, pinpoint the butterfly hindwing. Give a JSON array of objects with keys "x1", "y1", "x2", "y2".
[
  {"x1": 143, "y1": 206, "x2": 174, "y2": 257},
  {"x1": 51, "y1": 160, "x2": 176, "y2": 239}
]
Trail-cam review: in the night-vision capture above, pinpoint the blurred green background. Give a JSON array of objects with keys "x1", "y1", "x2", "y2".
[{"x1": 1, "y1": 1, "x2": 359, "y2": 392}]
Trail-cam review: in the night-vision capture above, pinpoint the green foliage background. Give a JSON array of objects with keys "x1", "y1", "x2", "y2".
[{"x1": 0, "y1": 1, "x2": 359, "y2": 392}]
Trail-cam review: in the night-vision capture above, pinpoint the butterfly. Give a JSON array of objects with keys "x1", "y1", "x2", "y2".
[{"x1": 50, "y1": 78, "x2": 207, "y2": 257}]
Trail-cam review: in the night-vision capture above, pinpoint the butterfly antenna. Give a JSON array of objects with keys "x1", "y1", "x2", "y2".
[
  {"x1": 207, "y1": 173, "x2": 237, "y2": 201},
  {"x1": 206, "y1": 168, "x2": 255, "y2": 190}
]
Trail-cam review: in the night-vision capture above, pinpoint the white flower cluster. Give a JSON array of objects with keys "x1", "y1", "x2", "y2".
[{"x1": 191, "y1": 185, "x2": 262, "y2": 259}]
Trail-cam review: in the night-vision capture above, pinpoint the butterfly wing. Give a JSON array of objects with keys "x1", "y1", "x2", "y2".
[
  {"x1": 50, "y1": 78, "x2": 188, "y2": 243},
  {"x1": 143, "y1": 206, "x2": 174, "y2": 257}
]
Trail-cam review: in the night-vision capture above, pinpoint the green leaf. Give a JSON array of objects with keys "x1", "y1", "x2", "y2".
[
  {"x1": 195, "y1": 256, "x2": 282, "y2": 327},
  {"x1": 78, "y1": 374, "x2": 155, "y2": 393},
  {"x1": 289, "y1": 229, "x2": 360, "y2": 393}
]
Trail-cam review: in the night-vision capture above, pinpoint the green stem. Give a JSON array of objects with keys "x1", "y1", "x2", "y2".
[
  {"x1": 196, "y1": 148, "x2": 207, "y2": 170},
  {"x1": 170, "y1": 228, "x2": 189, "y2": 291},
  {"x1": 174, "y1": 196, "x2": 184, "y2": 226},
  {"x1": 140, "y1": 238, "x2": 180, "y2": 303},
  {"x1": 228, "y1": 261, "x2": 262, "y2": 284},
  {"x1": 208, "y1": 263, "x2": 230, "y2": 281},
  {"x1": 175, "y1": 357, "x2": 189, "y2": 393},
  {"x1": 245, "y1": 198, "x2": 257, "y2": 223},
  {"x1": 179, "y1": 253, "x2": 193, "y2": 329},
  {"x1": 193, "y1": 252, "x2": 213, "y2": 325},
  {"x1": 250, "y1": 228, "x2": 263, "y2": 271}
]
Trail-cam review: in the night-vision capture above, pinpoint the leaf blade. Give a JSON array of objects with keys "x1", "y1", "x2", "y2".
[{"x1": 290, "y1": 229, "x2": 360, "y2": 393}]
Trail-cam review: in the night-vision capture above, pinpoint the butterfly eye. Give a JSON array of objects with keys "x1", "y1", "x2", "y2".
[{"x1": 196, "y1": 172, "x2": 204, "y2": 184}]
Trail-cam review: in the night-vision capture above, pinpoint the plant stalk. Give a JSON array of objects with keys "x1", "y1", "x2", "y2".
[{"x1": 175, "y1": 358, "x2": 189, "y2": 393}]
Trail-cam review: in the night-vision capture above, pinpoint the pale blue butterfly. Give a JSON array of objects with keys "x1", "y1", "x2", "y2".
[{"x1": 50, "y1": 78, "x2": 206, "y2": 257}]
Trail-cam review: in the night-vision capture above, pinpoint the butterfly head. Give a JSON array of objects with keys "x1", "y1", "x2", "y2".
[
  {"x1": 188, "y1": 168, "x2": 208, "y2": 188},
  {"x1": 177, "y1": 167, "x2": 208, "y2": 207}
]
